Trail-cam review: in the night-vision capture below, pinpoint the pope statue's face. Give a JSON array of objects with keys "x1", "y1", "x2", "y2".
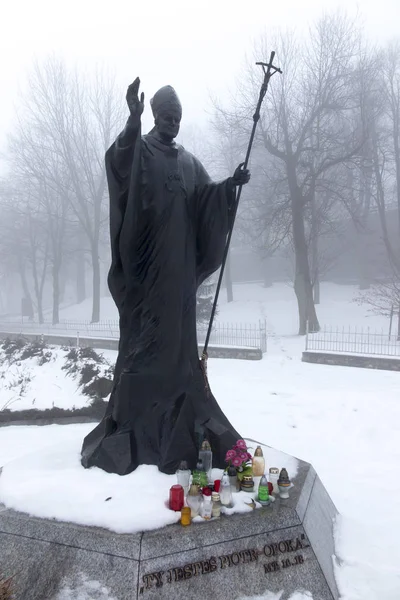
[{"x1": 155, "y1": 107, "x2": 181, "y2": 141}]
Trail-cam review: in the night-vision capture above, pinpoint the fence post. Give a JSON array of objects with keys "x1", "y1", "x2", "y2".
[
  {"x1": 305, "y1": 320, "x2": 309, "y2": 351},
  {"x1": 264, "y1": 318, "x2": 267, "y2": 352},
  {"x1": 398, "y1": 305, "x2": 400, "y2": 343},
  {"x1": 76, "y1": 332, "x2": 80, "y2": 349},
  {"x1": 259, "y1": 319, "x2": 267, "y2": 353}
]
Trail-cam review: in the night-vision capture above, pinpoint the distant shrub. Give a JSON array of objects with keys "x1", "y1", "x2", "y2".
[{"x1": 0, "y1": 397, "x2": 108, "y2": 424}]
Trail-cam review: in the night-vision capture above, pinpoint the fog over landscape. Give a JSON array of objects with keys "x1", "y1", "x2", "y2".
[{"x1": 0, "y1": 1, "x2": 400, "y2": 599}]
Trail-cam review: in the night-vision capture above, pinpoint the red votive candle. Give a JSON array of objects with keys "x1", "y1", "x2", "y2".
[
  {"x1": 214, "y1": 480, "x2": 221, "y2": 493},
  {"x1": 169, "y1": 485, "x2": 184, "y2": 511}
]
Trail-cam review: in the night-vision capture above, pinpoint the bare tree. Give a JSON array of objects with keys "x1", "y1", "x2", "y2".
[
  {"x1": 0, "y1": 184, "x2": 49, "y2": 322},
  {"x1": 8, "y1": 121, "x2": 71, "y2": 323},
  {"x1": 213, "y1": 14, "x2": 364, "y2": 333},
  {"x1": 355, "y1": 42, "x2": 400, "y2": 329},
  {"x1": 368, "y1": 51, "x2": 400, "y2": 277},
  {"x1": 209, "y1": 110, "x2": 249, "y2": 302},
  {"x1": 8, "y1": 57, "x2": 124, "y2": 322}
]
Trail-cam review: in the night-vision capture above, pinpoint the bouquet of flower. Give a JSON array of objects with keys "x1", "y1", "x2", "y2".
[{"x1": 225, "y1": 439, "x2": 253, "y2": 481}]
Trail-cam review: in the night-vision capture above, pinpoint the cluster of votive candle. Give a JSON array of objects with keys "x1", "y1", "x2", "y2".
[{"x1": 168, "y1": 442, "x2": 292, "y2": 526}]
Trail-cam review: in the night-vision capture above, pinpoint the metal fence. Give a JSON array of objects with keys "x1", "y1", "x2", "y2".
[
  {"x1": 0, "y1": 319, "x2": 267, "y2": 352},
  {"x1": 197, "y1": 321, "x2": 267, "y2": 352},
  {"x1": 305, "y1": 325, "x2": 400, "y2": 357}
]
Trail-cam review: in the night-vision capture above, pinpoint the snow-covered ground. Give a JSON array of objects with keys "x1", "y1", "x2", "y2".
[
  {"x1": 0, "y1": 435, "x2": 297, "y2": 532},
  {"x1": 0, "y1": 283, "x2": 399, "y2": 599},
  {"x1": 0, "y1": 349, "x2": 85, "y2": 412},
  {"x1": 0, "y1": 343, "x2": 112, "y2": 412}
]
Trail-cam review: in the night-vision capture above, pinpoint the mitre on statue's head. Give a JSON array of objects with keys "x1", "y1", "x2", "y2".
[{"x1": 150, "y1": 85, "x2": 182, "y2": 118}]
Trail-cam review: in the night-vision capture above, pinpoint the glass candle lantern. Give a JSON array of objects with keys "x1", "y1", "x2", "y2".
[
  {"x1": 176, "y1": 461, "x2": 191, "y2": 496},
  {"x1": 219, "y1": 472, "x2": 233, "y2": 508},
  {"x1": 199, "y1": 439, "x2": 213, "y2": 481},
  {"x1": 186, "y1": 484, "x2": 202, "y2": 517},
  {"x1": 180, "y1": 506, "x2": 191, "y2": 526},
  {"x1": 192, "y1": 459, "x2": 208, "y2": 488},
  {"x1": 252, "y1": 446, "x2": 265, "y2": 477},
  {"x1": 227, "y1": 465, "x2": 240, "y2": 493},
  {"x1": 213, "y1": 479, "x2": 221, "y2": 493},
  {"x1": 269, "y1": 467, "x2": 279, "y2": 494},
  {"x1": 277, "y1": 468, "x2": 291, "y2": 499},
  {"x1": 201, "y1": 495, "x2": 212, "y2": 520},
  {"x1": 169, "y1": 485, "x2": 184, "y2": 512},
  {"x1": 258, "y1": 474, "x2": 270, "y2": 506},
  {"x1": 211, "y1": 492, "x2": 222, "y2": 518},
  {"x1": 241, "y1": 475, "x2": 254, "y2": 493},
  {"x1": 202, "y1": 486, "x2": 212, "y2": 498}
]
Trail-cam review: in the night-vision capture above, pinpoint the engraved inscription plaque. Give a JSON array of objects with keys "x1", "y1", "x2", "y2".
[
  {"x1": 138, "y1": 525, "x2": 335, "y2": 600},
  {"x1": 140, "y1": 534, "x2": 310, "y2": 594}
]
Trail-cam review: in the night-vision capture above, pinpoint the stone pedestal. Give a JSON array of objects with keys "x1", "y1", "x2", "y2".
[{"x1": 0, "y1": 454, "x2": 339, "y2": 600}]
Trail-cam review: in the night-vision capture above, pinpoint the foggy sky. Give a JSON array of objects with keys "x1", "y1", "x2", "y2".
[{"x1": 1, "y1": 0, "x2": 399, "y2": 161}]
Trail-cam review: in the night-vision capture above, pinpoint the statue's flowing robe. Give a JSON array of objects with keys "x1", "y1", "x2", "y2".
[{"x1": 81, "y1": 121, "x2": 240, "y2": 475}]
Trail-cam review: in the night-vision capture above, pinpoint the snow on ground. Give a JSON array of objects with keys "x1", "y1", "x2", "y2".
[
  {"x1": 0, "y1": 346, "x2": 86, "y2": 412},
  {"x1": 0, "y1": 283, "x2": 399, "y2": 599},
  {"x1": 0, "y1": 433, "x2": 296, "y2": 533}
]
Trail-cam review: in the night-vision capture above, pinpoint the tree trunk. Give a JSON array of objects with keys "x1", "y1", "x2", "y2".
[
  {"x1": 292, "y1": 197, "x2": 320, "y2": 335},
  {"x1": 225, "y1": 249, "x2": 233, "y2": 303},
  {"x1": 35, "y1": 289, "x2": 44, "y2": 324},
  {"x1": 391, "y1": 108, "x2": 400, "y2": 239},
  {"x1": 357, "y1": 230, "x2": 371, "y2": 290},
  {"x1": 59, "y1": 270, "x2": 66, "y2": 304},
  {"x1": 371, "y1": 121, "x2": 400, "y2": 273},
  {"x1": 313, "y1": 277, "x2": 320, "y2": 304},
  {"x1": 310, "y1": 188, "x2": 320, "y2": 304},
  {"x1": 30, "y1": 252, "x2": 45, "y2": 324},
  {"x1": 358, "y1": 143, "x2": 373, "y2": 289},
  {"x1": 262, "y1": 258, "x2": 273, "y2": 288},
  {"x1": 91, "y1": 243, "x2": 101, "y2": 323},
  {"x1": 398, "y1": 304, "x2": 400, "y2": 342},
  {"x1": 17, "y1": 253, "x2": 34, "y2": 319},
  {"x1": 52, "y1": 261, "x2": 60, "y2": 325},
  {"x1": 76, "y1": 247, "x2": 86, "y2": 304},
  {"x1": 311, "y1": 224, "x2": 320, "y2": 305}
]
